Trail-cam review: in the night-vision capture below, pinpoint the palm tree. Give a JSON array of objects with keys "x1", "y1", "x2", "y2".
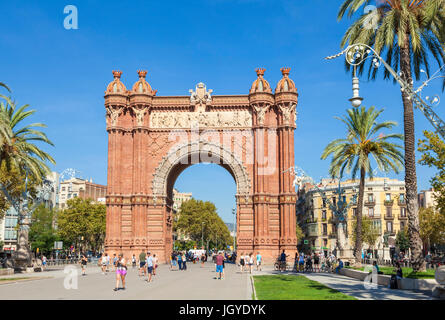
[
  {"x1": 0, "y1": 99, "x2": 55, "y2": 182},
  {"x1": 321, "y1": 106, "x2": 404, "y2": 264},
  {"x1": 337, "y1": 0, "x2": 445, "y2": 271}
]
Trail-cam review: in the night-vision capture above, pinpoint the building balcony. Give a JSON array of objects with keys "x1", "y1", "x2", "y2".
[
  {"x1": 365, "y1": 200, "x2": 376, "y2": 206},
  {"x1": 328, "y1": 233, "x2": 337, "y2": 239},
  {"x1": 321, "y1": 231, "x2": 328, "y2": 237},
  {"x1": 398, "y1": 199, "x2": 406, "y2": 206},
  {"x1": 385, "y1": 230, "x2": 396, "y2": 236},
  {"x1": 384, "y1": 200, "x2": 394, "y2": 206},
  {"x1": 384, "y1": 214, "x2": 394, "y2": 220},
  {"x1": 398, "y1": 214, "x2": 408, "y2": 220},
  {"x1": 307, "y1": 223, "x2": 319, "y2": 237}
]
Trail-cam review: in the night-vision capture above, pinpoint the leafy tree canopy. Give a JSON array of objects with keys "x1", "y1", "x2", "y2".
[
  {"x1": 56, "y1": 198, "x2": 106, "y2": 253},
  {"x1": 174, "y1": 199, "x2": 233, "y2": 248},
  {"x1": 418, "y1": 130, "x2": 445, "y2": 214}
]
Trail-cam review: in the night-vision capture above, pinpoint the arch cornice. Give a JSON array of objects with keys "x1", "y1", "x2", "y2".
[{"x1": 152, "y1": 140, "x2": 251, "y2": 198}]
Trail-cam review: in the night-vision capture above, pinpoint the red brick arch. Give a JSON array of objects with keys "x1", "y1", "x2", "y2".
[{"x1": 104, "y1": 69, "x2": 299, "y2": 263}]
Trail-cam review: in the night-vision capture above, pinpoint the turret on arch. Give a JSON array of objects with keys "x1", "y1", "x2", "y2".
[{"x1": 104, "y1": 68, "x2": 299, "y2": 263}]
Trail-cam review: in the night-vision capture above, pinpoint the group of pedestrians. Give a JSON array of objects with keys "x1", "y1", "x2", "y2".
[
  {"x1": 238, "y1": 252, "x2": 262, "y2": 273},
  {"x1": 171, "y1": 251, "x2": 189, "y2": 270}
]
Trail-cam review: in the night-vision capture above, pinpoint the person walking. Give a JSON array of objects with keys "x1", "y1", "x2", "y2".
[
  {"x1": 178, "y1": 252, "x2": 183, "y2": 270},
  {"x1": 298, "y1": 253, "x2": 305, "y2": 272},
  {"x1": 181, "y1": 252, "x2": 187, "y2": 271},
  {"x1": 215, "y1": 251, "x2": 225, "y2": 280},
  {"x1": 248, "y1": 253, "x2": 254, "y2": 274},
  {"x1": 112, "y1": 254, "x2": 118, "y2": 271},
  {"x1": 280, "y1": 250, "x2": 288, "y2": 272},
  {"x1": 131, "y1": 254, "x2": 137, "y2": 269},
  {"x1": 101, "y1": 253, "x2": 108, "y2": 274},
  {"x1": 114, "y1": 253, "x2": 127, "y2": 291},
  {"x1": 171, "y1": 252, "x2": 177, "y2": 270},
  {"x1": 138, "y1": 251, "x2": 146, "y2": 277},
  {"x1": 146, "y1": 252, "x2": 154, "y2": 283},
  {"x1": 313, "y1": 253, "x2": 320, "y2": 273},
  {"x1": 239, "y1": 252, "x2": 245, "y2": 273},
  {"x1": 152, "y1": 254, "x2": 158, "y2": 276},
  {"x1": 200, "y1": 252, "x2": 206, "y2": 268},
  {"x1": 42, "y1": 255, "x2": 47, "y2": 270},
  {"x1": 80, "y1": 254, "x2": 88, "y2": 276},
  {"x1": 256, "y1": 252, "x2": 262, "y2": 271}
]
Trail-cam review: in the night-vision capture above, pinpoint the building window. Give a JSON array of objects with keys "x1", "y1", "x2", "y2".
[
  {"x1": 386, "y1": 221, "x2": 393, "y2": 233},
  {"x1": 332, "y1": 197, "x2": 336, "y2": 206},
  {"x1": 352, "y1": 208, "x2": 357, "y2": 216},
  {"x1": 386, "y1": 193, "x2": 391, "y2": 201},
  {"x1": 400, "y1": 207, "x2": 406, "y2": 217},
  {"x1": 322, "y1": 224, "x2": 328, "y2": 235},
  {"x1": 323, "y1": 239, "x2": 328, "y2": 247},
  {"x1": 322, "y1": 210, "x2": 327, "y2": 220},
  {"x1": 372, "y1": 220, "x2": 382, "y2": 233},
  {"x1": 322, "y1": 198, "x2": 326, "y2": 208},
  {"x1": 399, "y1": 193, "x2": 405, "y2": 203},
  {"x1": 386, "y1": 206, "x2": 392, "y2": 217},
  {"x1": 400, "y1": 221, "x2": 405, "y2": 230},
  {"x1": 368, "y1": 194, "x2": 374, "y2": 202},
  {"x1": 368, "y1": 207, "x2": 374, "y2": 217}
]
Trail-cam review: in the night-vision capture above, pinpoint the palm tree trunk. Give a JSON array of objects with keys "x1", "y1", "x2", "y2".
[
  {"x1": 354, "y1": 167, "x2": 366, "y2": 264},
  {"x1": 400, "y1": 38, "x2": 425, "y2": 272}
]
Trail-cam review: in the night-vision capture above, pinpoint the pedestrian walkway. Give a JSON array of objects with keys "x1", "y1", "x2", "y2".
[
  {"x1": 251, "y1": 268, "x2": 433, "y2": 300},
  {"x1": 0, "y1": 262, "x2": 251, "y2": 300}
]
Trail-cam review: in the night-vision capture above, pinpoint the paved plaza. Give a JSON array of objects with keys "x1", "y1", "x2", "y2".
[
  {"x1": 0, "y1": 262, "x2": 435, "y2": 300},
  {"x1": 0, "y1": 262, "x2": 251, "y2": 300}
]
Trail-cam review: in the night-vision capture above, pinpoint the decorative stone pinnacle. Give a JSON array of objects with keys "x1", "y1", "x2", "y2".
[
  {"x1": 281, "y1": 67, "x2": 291, "y2": 76},
  {"x1": 256, "y1": 68, "x2": 266, "y2": 77},
  {"x1": 138, "y1": 70, "x2": 147, "y2": 79},
  {"x1": 112, "y1": 71, "x2": 122, "y2": 79}
]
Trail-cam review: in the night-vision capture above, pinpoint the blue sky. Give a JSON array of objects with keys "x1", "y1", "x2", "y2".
[{"x1": 0, "y1": 0, "x2": 443, "y2": 223}]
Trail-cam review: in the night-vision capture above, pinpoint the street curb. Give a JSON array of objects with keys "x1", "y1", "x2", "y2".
[
  {"x1": 0, "y1": 276, "x2": 54, "y2": 285},
  {"x1": 250, "y1": 275, "x2": 258, "y2": 300}
]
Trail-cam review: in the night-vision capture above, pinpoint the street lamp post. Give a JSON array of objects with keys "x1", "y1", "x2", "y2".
[
  {"x1": 201, "y1": 222, "x2": 205, "y2": 250},
  {"x1": 232, "y1": 208, "x2": 236, "y2": 252},
  {"x1": 326, "y1": 43, "x2": 445, "y2": 138}
]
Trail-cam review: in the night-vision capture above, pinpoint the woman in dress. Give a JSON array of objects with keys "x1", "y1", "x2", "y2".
[{"x1": 114, "y1": 253, "x2": 127, "y2": 291}]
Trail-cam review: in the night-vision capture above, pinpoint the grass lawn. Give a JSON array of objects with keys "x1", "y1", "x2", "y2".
[
  {"x1": 253, "y1": 275, "x2": 357, "y2": 300},
  {"x1": 347, "y1": 266, "x2": 436, "y2": 279}
]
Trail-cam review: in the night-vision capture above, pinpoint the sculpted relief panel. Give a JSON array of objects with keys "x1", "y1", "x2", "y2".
[{"x1": 150, "y1": 110, "x2": 252, "y2": 129}]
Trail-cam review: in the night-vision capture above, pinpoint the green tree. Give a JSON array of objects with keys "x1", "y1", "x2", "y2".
[
  {"x1": 296, "y1": 223, "x2": 304, "y2": 244},
  {"x1": 351, "y1": 216, "x2": 379, "y2": 252},
  {"x1": 337, "y1": 0, "x2": 445, "y2": 271},
  {"x1": 418, "y1": 131, "x2": 445, "y2": 214},
  {"x1": 28, "y1": 204, "x2": 58, "y2": 255},
  {"x1": 0, "y1": 162, "x2": 39, "y2": 220},
  {"x1": 396, "y1": 227, "x2": 411, "y2": 252},
  {"x1": 56, "y1": 198, "x2": 106, "y2": 253},
  {"x1": 322, "y1": 106, "x2": 404, "y2": 263},
  {"x1": 175, "y1": 199, "x2": 233, "y2": 249},
  {"x1": 419, "y1": 207, "x2": 445, "y2": 251}
]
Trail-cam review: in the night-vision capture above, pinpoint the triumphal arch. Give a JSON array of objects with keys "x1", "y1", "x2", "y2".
[{"x1": 104, "y1": 68, "x2": 299, "y2": 263}]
